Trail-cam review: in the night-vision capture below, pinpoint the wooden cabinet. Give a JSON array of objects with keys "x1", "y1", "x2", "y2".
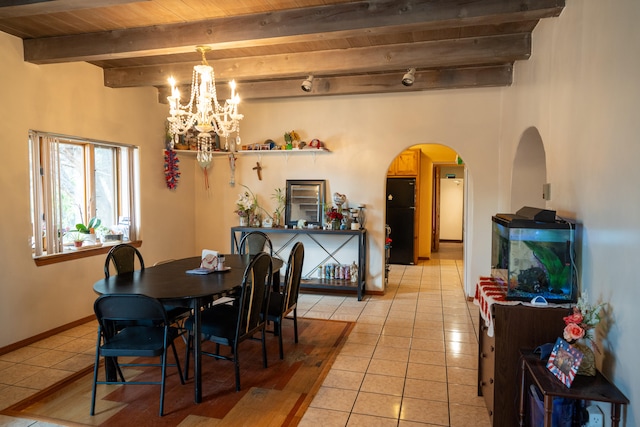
[
  {"x1": 388, "y1": 148, "x2": 420, "y2": 176},
  {"x1": 478, "y1": 304, "x2": 567, "y2": 427}
]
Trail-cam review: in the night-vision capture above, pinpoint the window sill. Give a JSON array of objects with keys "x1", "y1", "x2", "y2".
[{"x1": 33, "y1": 240, "x2": 142, "y2": 266}]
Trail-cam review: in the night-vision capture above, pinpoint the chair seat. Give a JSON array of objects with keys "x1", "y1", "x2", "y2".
[
  {"x1": 185, "y1": 304, "x2": 237, "y2": 343},
  {"x1": 100, "y1": 326, "x2": 180, "y2": 357}
]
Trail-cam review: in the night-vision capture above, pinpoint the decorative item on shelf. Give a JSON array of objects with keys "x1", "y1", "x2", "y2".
[
  {"x1": 357, "y1": 205, "x2": 366, "y2": 229},
  {"x1": 561, "y1": 293, "x2": 605, "y2": 376},
  {"x1": 284, "y1": 130, "x2": 300, "y2": 149},
  {"x1": 350, "y1": 208, "x2": 360, "y2": 230},
  {"x1": 166, "y1": 45, "x2": 243, "y2": 159},
  {"x1": 271, "y1": 187, "x2": 285, "y2": 227},
  {"x1": 546, "y1": 337, "x2": 584, "y2": 387},
  {"x1": 163, "y1": 149, "x2": 180, "y2": 189},
  {"x1": 350, "y1": 262, "x2": 358, "y2": 283},
  {"x1": 326, "y1": 207, "x2": 343, "y2": 230},
  {"x1": 235, "y1": 186, "x2": 256, "y2": 225}
]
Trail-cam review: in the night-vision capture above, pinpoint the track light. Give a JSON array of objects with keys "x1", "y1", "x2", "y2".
[
  {"x1": 301, "y1": 75, "x2": 314, "y2": 92},
  {"x1": 401, "y1": 68, "x2": 416, "y2": 86}
]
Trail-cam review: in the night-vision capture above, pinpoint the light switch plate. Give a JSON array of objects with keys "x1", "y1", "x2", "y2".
[{"x1": 542, "y1": 183, "x2": 551, "y2": 201}]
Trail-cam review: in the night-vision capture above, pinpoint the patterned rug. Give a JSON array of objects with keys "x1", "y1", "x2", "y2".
[{"x1": 2, "y1": 318, "x2": 352, "y2": 427}]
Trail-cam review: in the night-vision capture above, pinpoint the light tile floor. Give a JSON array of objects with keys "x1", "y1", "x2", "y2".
[{"x1": 0, "y1": 243, "x2": 490, "y2": 427}]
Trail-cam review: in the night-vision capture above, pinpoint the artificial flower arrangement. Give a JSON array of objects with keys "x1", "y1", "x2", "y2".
[
  {"x1": 563, "y1": 293, "x2": 605, "y2": 345},
  {"x1": 235, "y1": 186, "x2": 257, "y2": 217},
  {"x1": 561, "y1": 292, "x2": 606, "y2": 376},
  {"x1": 326, "y1": 207, "x2": 344, "y2": 222}
]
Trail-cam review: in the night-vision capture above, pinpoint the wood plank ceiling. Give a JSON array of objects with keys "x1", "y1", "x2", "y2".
[{"x1": 0, "y1": 0, "x2": 564, "y2": 100}]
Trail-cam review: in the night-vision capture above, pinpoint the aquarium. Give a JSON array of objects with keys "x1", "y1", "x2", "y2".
[{"x1": 491, "y1": 208, "x2": 576, "y2": 303}]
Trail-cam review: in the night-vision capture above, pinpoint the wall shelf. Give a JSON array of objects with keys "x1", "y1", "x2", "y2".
[{"x1": 169, "y1": 148, "x2": 330, "y2": 157}]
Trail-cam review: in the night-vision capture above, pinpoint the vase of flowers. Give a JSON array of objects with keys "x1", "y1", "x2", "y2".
[
  {"x1": 562, "y1": 293, "x2": 605, "y2": 376},
  {"x1": 235, "y1": 188, "x2": 255, "y2": 226},
  {"x1": 326, "y1": 207, "x2": 343, "y2": 230}
]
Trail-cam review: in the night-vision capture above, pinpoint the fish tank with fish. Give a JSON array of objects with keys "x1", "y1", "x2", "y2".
[{"x1": 491, "y1": 207, "x2": 577, "y2": 303}]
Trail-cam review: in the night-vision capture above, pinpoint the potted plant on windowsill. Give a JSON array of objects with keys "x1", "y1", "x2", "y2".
[{"x1": 75, "y1": 217, "x2": 101, "y2": 244}]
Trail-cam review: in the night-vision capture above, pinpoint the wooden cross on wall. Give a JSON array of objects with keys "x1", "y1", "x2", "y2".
[{"x1": 253, "y1": 162, "x2": 263, "y2": 180}]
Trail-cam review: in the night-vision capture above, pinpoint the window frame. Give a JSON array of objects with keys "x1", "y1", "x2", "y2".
[{"x1": 29, "y1": 130, "x2": 140, "y2": 263}]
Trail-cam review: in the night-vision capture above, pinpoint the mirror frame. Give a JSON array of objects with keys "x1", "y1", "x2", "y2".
[{"x1": 285, "y1": 179, "x2": 326, "y2": 227}]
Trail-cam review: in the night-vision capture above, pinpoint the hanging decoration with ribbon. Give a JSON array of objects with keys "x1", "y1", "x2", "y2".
[
  {"x1": 228, "y1": 153, "x2": 237, "y2": 186},
  {"x1": 164, "y1": 149, "x2": 180, "y2": 190}
]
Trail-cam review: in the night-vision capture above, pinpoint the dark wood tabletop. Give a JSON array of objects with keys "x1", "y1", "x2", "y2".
[{"x1": 93, "y1": 255, "x2": 250, "y2": 300}]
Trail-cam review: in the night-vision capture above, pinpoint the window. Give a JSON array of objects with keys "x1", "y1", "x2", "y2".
[{"x1": 29, "y1": 131, "x2": 139, "y2": 257}]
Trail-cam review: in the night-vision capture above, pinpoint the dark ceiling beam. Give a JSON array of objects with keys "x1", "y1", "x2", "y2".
[
  {"x1": 155, "y1": 65, "x2": 514, "y2": 102},
  {"x1": 0, "y1": 0, "x2": 147, "y2": 19},
  {"x1": 105, "y1": 33, "x2": 529, "y2": 88},
  {"x1": 23, "y1": 0, "x2": 562, "y2": 64}
]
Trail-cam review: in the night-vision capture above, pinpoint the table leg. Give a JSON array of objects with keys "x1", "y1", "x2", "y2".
[
  {"x1": 543, "y1": 395, "x2": 553, "y2": 427},
  {"x1": 611, "y1": 403, "x2": 621, "y2": 427},
  {"x1": 193, "y1": 298, "x2": 202, "y2": 403},
  {"x1": 518, "y1": 358, "x2": 526, "y2": 426}
]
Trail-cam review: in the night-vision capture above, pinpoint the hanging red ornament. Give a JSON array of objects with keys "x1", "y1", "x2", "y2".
[{"x1": 164, "y1": 149, "x2": 180, "y2": 190}]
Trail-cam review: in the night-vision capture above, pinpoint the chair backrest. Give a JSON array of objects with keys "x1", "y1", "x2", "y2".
[
  {"x1": 282, "y1": 242, "x2": 305, "y2": 314},
  {"x1": 94, "y1": 294, "x2": 168, "y2": 332},
  {"x1": 104, "y1": 243, "x2": 145, "y2": 278},
  {"x1": 236, "y1": 252, "x2": 272, "y2": 338},
  {"x1": 239, "y1": 231, "x2": 273, "y2": 256}
]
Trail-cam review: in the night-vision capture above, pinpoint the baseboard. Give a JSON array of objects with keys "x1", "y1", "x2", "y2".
[{"x1": 0, "y1": 315, "x2": 95, "y2": 356}]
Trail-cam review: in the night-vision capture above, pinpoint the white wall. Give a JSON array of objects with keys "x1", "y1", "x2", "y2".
[
  {"x1": 0, "y1": 31, "x2": 197, "y2": 348},
  {"x1": 501, "y1": 0, "x2": 640, "y2": 422},
  {"x1": 192, "y1": 91, "x2": 503, "y2": 296}
]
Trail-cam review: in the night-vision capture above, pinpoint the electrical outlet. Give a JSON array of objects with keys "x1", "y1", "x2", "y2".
[{"x1": 586, "y1": 404, "x2": 603, "y2": 427}]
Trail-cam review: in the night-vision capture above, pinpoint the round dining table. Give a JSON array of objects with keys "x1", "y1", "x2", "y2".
[{"x1": 92, "y1": 254, "x2": 283, "y2": 404}]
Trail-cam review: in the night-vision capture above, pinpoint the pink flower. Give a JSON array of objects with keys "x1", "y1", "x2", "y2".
[
  {"x1": 563, "y1": 323, "x2": 585, "y2": 342},
  {"x1": 563, "y1": 311, "x2": 583, "y2": 325}
]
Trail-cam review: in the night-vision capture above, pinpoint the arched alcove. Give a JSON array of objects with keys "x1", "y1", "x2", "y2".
[{"x1": 511, "y1": 127, "x2": 547, "y2": 212}]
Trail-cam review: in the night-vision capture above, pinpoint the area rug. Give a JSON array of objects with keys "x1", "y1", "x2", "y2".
[{"x1": 2, "y1": 318, "x2": 353, "y2": 427}]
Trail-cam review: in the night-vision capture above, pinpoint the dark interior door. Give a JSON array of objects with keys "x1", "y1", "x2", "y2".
[{"x1": 386, "y1": 178, "x2": 415, "y2": 265}]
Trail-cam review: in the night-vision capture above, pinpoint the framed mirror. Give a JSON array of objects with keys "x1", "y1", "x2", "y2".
[{"x1": 285, "y1": 179, "x2": 326, "y2": 227}]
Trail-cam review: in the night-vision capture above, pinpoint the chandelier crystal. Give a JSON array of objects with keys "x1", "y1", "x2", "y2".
[{"x1": 166, "y1": 46, "x2": 243, "y2": 162}]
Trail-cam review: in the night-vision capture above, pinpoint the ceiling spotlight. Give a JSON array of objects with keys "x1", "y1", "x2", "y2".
[
  {"x1": 301, "y1": 75, "x2": 314, "y2": 92},
  {"x1": 402, "y1": 68, "x2": 416, "y2": 86}
]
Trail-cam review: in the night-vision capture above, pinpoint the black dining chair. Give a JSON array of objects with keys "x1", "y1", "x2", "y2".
[
  {"x1": 267, "y1": 241, "x2": 304, "y2": 359},
  {"x1": 104, "y1": 245, "x2": 191, "y2": 327},
  {"x1": 90, "y1": 294, "x2": 185, "y2": 417},
  {"x1": 184, "y1": 251, "x2": 272, "y2": 391},
  {"x1": 239, "y1": 231, "x2": 273, "y2": 256},
  {"x1": 104, "y1": 243, "x2": 145, "y2": 278}
]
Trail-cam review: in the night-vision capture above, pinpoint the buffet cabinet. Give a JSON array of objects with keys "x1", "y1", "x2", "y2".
[
  {"x1": 230, "y1": 226, "x2": 367, "y2": 300},
  {"x1": 478, "y1": 304, "x2": 567, "y2": 427}
]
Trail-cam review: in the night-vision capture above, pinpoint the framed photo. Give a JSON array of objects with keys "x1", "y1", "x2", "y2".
[{"x1": 546, "y1": 337, "x2": 583, "y2": 387}]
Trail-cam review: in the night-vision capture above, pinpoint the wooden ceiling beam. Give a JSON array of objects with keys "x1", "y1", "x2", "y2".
[
  {"x1": 155, "y1": 65, "x2": 514, "y2": 101},
  {"x1": 0, "y1": 0, "x2": 148, "y2": 19},
  {"x1": 23, "y1": 0, "x2": 562, "y2": 64},
  {"x1": 104, "y1": 33, "x2": 529, "y2": 88}
]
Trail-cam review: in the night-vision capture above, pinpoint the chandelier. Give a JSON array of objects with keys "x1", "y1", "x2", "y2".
[{"x1": 166, "y1": 46, "x2": 243, "y2": 162}]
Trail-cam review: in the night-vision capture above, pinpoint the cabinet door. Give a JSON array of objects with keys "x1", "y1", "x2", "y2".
[{"x1": 388, "y1": 148, "x2": 420, "y2": 176}]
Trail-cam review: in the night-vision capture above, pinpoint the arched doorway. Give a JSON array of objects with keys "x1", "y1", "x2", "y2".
[{"x1": 385, "y1": 144, "x2": 464, "y2": 264}]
